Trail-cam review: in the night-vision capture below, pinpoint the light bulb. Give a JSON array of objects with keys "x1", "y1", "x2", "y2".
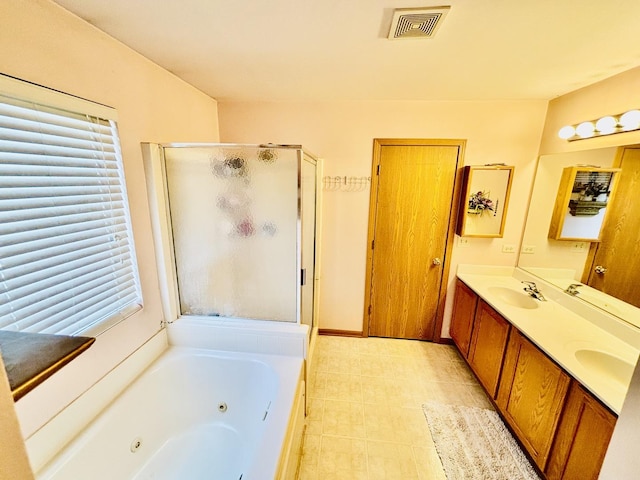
[
  {"x1": 619, "y1": 110, "x2": 640, "y2": 131},
  {"x1": 595, "y1": 116, "x2": 617, "y2": 135},
  {"x1": 576, "y1": 121, "x2": 595, "y2": 138},
  {"x1": 558, "y1": 125, "x2": 576, "y2": 140}
]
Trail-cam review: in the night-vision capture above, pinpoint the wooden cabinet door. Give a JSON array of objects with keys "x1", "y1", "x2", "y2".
[
  {"x1": 545, "y1": 381, "x2": 617, "y2": 480},
  {"x1": 467, "y1": 300, "x2": 510, "y2": 398},
  {"x1": 497, "y1": 330, "x2": 570, "y2": 469},
  {"x1": 449, "y1": 279, "x2": 478, "y2": 358}
]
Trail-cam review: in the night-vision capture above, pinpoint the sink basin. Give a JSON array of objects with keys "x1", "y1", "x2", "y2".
[
  {"x1": 575, "y1": 349, "x2": 636, "y2": 386},
  {"x1": 487, "y1": 286, "x2": 540, "y2": 309}
]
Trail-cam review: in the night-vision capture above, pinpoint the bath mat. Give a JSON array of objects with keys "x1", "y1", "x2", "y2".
[{"x1": 422, "y1": 402, "x2": 540, "y2": 480}]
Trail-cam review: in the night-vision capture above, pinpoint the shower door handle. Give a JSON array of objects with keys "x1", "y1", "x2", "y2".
[{"x1": 301, "y1": 268, "x2": 307, "y2": 286}]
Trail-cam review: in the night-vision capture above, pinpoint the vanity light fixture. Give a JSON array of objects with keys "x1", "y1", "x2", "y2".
[
  {"x1": 619, "y1": 109, "x2": 640, "y2": 130},
  {"x1": 559, "y1": 109, "x2": 640, "y2": 141},
  {"x1": 575, "y1": 121, "x2": 595, "y2": 139}
]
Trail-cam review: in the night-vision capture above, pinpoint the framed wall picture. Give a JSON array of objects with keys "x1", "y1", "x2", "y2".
[
  {"x1": 548, "y1": 166, "x2": 620, "y2": 241},
  {"x1": 456, "y1": 165, "x2": 514, "y2": 237}
]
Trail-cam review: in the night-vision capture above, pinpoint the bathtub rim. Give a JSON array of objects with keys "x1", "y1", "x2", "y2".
[
  {"x1": 26, "y1": 330, "x2": 168, "y2": 474},
  {"x1": 35, "y1": 345, "x2": 303, "y2": 480},
  {"x1": 167, "y1": 314, "x2": 309, "y2": 358},
  {"x1": 26, "y1": 316, "x2": 308, "y2": 476}
]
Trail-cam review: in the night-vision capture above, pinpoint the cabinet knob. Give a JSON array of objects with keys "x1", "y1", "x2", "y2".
[
  {"x1": 432, "y1": 257, "x2": 442, "y2": 266},
  {"x1": 594, "y1": 265, "x2": 607, "y2": 274}
]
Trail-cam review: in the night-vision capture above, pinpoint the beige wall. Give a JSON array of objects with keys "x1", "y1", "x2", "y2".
[
  {"x1": 540, "y1": 66, "x2": 640, "y2": 155},
  {"x1": 218, "y1": 100, "x2": 548, "y2": 335},
  {"x1": 0, "y1": 353, "x2": 34, "y2": 480},
  {"x1": 601, "y1": 351, "x2": 640, "y2": 479},
  {"x1": 1, "y1": 0, "x2": 219, "y2": 438}
]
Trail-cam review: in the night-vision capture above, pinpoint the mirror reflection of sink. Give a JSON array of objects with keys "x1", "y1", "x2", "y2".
[
  {"x1": 487, "y1": 286, "x2": 540, "y2": 309},
  {"x1": 574, "y1": 349, "x2": 636, "y2": 386}
]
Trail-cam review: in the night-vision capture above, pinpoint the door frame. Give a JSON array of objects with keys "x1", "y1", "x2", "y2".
[{"x1": 362, "y1": 138, "x2": 466, "y2": 341}]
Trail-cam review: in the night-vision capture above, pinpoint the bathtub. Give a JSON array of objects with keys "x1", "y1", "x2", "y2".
[{"x1": 35, "y1": 339, "x2": 305, "y2": 479}]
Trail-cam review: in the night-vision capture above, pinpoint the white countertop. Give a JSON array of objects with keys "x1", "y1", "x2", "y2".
[
  {"x1": 457, "y1": 267, "x2": 640, "y2": 414},
  {"x1": 521, "y1": 268, "x2": 640, "y2": 329}
]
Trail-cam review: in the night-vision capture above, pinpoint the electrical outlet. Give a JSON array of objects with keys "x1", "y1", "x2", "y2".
[
  {"x1": 502, "y1": 244, "x2": 516, "y2": 253},
  {"x1": 571, "y1": 242, "x2": 588, "y2": 252},
  {"x1": 521, "y1": 245, "x2": 536, "y2": 254},
  {"x1": 458, "y1": 237, "x2": 470, "y2": 248}
]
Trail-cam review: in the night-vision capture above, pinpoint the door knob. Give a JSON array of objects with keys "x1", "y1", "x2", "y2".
[
  {"x1": 594, "y1": 265, "x2": 607, "y2": 274},
  {"x1": 432, "y1": 258, "x2": 442, "y2": 266}
]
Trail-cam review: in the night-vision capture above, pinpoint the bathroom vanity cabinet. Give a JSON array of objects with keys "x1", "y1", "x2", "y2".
[
  {"x1": 450, "y1": 280, "x2": 511, "y2": 399},
  {"x1": 467, "y1": 300, "x2": 511, "y2": 398},
  {"x1": 545, "y1": 381, "x2": 616, "y2": 480},
  {"x1": 449, "y1": 279, "x2": 618, "y2": 479},
  {"x1": 496, "y1": 329, "x2": 570, "y2": 468},
  {"x1": 451, "y1": 279, "x2": 511, "y2": 398},
  {"x1": 450, "y1": 279, "x2": 478, "y2": 357}
]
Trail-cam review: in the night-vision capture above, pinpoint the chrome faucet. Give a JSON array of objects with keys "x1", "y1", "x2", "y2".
[
  {"x1": 565, "y1": 283, "x2": 582, "y2": 296},
  {"x1": 521, "y1": 281, "x2": 547, "y2": 301}
]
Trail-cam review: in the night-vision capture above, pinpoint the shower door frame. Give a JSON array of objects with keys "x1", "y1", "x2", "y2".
[
  {"x1": 300, "y1": 152, "x2": 318, "y2": 332},
  {"x1": 141, "y1": 143, "x2": 319, "y2": 328}
]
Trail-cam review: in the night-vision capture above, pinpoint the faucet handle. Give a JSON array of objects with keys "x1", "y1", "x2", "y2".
[
  {"x1": 521, "y1": 281, "x2": 537, "y2": 288},
  {"x1": 565, "y1": 283, "x2": 582, "y2": 295}
]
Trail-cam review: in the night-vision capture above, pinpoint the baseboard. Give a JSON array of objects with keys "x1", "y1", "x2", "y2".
[
  {"x1": 318, "y1": 328, "x2": 363, "y2": 338},
  {"x1": 318, "y1": 329, "x2": 451, "y2": 342}
]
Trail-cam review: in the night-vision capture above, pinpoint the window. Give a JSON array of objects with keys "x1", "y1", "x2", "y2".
[{"x1": 0, "y1": 75, "x2": 142, "y2": 336}]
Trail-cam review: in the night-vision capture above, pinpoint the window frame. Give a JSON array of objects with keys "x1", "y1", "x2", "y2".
[{"x1": 0, "y1": 74, "x2": 143, "y2": 336}]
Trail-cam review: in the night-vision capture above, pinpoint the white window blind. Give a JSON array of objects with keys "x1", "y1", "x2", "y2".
[{"x1": 0, "y1": 80, "x2": 142, "y2": 336}]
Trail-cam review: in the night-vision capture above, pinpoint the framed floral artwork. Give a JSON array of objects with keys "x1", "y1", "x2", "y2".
[{"x1": 456, "y1": 165, "x2": 514, "y2": 237}]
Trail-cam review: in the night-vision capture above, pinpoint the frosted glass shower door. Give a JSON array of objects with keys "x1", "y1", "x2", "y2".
[{"x1": 164, "y1": 145, "x2": 298, "y2": 322}]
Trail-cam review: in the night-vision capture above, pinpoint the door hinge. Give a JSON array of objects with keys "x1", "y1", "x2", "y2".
[
  {"x1": 368, "y1": 305, "x2": 372, "y2": 315},
  {"x1": 377, "y1": 165, "x2": 380, "y2": 175},
  {"x1": 371, "y1": 239, "x2": 374, "y2": 249}
]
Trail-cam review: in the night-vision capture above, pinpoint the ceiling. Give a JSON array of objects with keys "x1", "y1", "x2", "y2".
[{"x1": 52, "y1": 0, "x2": 640, "y2": 103}]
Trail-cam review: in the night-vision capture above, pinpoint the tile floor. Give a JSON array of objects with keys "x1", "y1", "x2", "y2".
[{"x1": 298, "y1": 334, "x2": 494, "y2": 480}]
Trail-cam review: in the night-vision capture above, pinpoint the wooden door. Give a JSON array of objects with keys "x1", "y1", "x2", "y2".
[
  {"x1": 585, "y1": 145, "x2": 640, "y2": 308},
  {"x1": 364, "y1": 139, "x2": 463, "y2": 340}
]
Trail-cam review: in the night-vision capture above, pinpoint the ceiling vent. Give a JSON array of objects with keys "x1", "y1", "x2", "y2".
[{"x1": 388, "y1": 6, "x2": 450, "y2": 40}]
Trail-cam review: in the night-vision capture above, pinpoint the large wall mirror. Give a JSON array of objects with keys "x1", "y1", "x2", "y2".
[{"x1": 519, "y1": 144, "x2": 640, "y2": 329}]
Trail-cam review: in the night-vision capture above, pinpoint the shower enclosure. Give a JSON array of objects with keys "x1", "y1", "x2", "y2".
[{"x1": 142, "y1": 143, "x2": 318, "y2": 329}]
